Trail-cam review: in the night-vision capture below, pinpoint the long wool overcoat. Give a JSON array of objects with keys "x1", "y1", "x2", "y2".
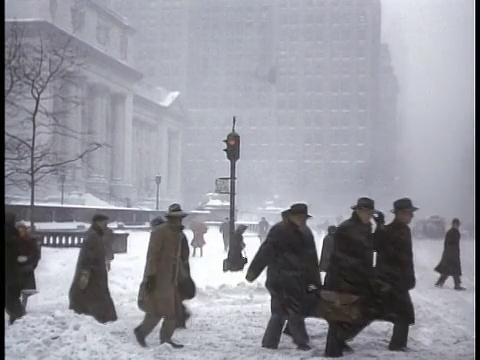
[
  {"x1": 139, "y1": 222, "x2": 185, "y2": 319},
  {"x1": 69, "y1": 224, "x2": 117, "y2": 323}
]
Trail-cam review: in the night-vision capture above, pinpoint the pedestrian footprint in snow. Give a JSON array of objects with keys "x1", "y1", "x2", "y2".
[
  {"x1": 68, "y1": 214, "x2": 118, "y2": 324},
  {"x1": 434, "y1": 218, "x2": 466, "y2": 291}
]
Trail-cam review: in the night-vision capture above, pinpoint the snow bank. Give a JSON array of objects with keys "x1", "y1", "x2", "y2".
[{"x1": 5, "y1": 229, "x2": 474, "y2": 359}]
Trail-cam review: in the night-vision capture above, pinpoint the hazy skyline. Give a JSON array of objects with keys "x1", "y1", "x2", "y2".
[{"x1": 382, "y1": 0, "x2": 474, "y2": 223}]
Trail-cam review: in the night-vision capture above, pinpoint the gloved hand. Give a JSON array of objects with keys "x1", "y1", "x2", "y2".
[
  {"x1": 373, "y1": 211, "x2": 385, "y2": 225},
  {"x1": 17, "y1": 256, "x2": 28, "y2": 263},
  {"x1": 145, "y1": 275, "x2": 156, "y2": 292},
  {"x1": 78, "y1": 270, "x2": 90, "y2": 290}
]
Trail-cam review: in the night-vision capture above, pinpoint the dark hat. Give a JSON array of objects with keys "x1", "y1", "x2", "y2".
[
  {"x1": 150, "y1": 216, "x2": 165, "y2": 228},
  {"x1": 237, "y1": 224, "x2": 248, "y2": 232},
  {"x1": 351, "y1": 197, "x2": 375, "y2": 211},
  {"x1": 284, "y1": 203, "x2": 312, "y2": 218},
  {"x1": 165, "y1": 203, "x2": 188, "y2": 218},
  {"x1": 452, "y1": 218, "x2": 461, "y2": 225},
  {"x1": 92, "y1": 213, "x2": 109, "y2": 223},
  {"x1": 391, "y1": 198, "x2": 419, "y2": 213}
]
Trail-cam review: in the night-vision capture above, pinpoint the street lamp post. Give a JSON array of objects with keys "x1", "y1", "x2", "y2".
[
  {"x1": 60, "y1": 174, "x2": 66, "y2": 205},
  {"x1": 155, "y1": 174, "x2": 162, "y2": 210}
]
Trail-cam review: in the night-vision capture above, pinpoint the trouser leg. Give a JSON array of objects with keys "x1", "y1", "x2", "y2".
[
  {"x1": 160, "y1": 317, "x2": 177, "y2": 342},
  {"x1": 136, "y1": 313, "x2": 162, "y2": 338},
  {"x1": 389, "y1": 321, "x2": 409, "y2": 350},
  {"x1": 5, "y1": 285, "x2": 25, "y2": 324},
  {"x1": 200, "y1": 247, "x2": 203, "y2": 257},
  {"x1": 435, "y1": 274, "x2": 448, "y2": 286},
  {"x1": 262, "y1": 314, "x2": 285, "y2": 348},
  {"x1": 262, "y1": 295, "x2": 286, "y2": 348},
  {"x1": 453, "y1": 275, "x2": 462, "y2": 288},
  {"x1": 192, "y1": 248, "x2": 196, "y2": 257},
  {"x1": 324, "y1": 322, "x2": 344, "y2": 357},
  {"x1": 286, "y1": 314, "x2": 309, "y2": 346}
]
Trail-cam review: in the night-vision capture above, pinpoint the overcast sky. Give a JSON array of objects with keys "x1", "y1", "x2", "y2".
[{"x1": 381, "y1": 0, "x2": 474, "y2": 223}]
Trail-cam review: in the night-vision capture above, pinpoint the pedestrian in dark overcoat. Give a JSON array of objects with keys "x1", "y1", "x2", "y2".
[
  {"x1": 323, "y1": 197, "x2": 376, "y2": 357},
  {"x1": 434, "y1": 218, "x2": 465, "y2": 290},
  {"x1": 16, "y1": 223, "x2": 41, "y2": 310},
  {"x1": 5, "y1": 211, "x2": 25, "y2": 325},
  {"x1": 318, "y1": 225, "x2": 338, "y2": 274},
  {"x1": 134, "y1": 204, "x2": 189, "y2": 349},
  {"x1": 226, "y1": 224, "x2": 248, "y2": 271},
  {"x1": 148, "y1": 216, "x2": 195, "y2": 330},
  {"x1": 246, "y1": 204, "x2": 321, "y2": 352},
  {"x1": 374, "y1": 198, "x2": 418, "y2": 352},
  {"x1": 68, "y1": 214, "x2": 117, "y2": 324}
]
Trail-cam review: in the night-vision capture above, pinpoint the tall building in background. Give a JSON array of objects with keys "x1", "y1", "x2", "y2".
[{"x1": 112, "y1": 0, "x2": 393, "y2": 212}]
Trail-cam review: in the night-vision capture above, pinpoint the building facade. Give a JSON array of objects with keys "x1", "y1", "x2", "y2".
[
  {"x1": 110, "y1": 0, "x2": 395, "y2": 212},
  {"x1": 5, "y1": 0, "x2": 185, "y2": 208}
]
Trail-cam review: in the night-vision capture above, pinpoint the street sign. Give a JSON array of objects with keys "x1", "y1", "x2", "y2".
[{"x1": 215, "y1": 177, "x2": 230, "y2": 194}]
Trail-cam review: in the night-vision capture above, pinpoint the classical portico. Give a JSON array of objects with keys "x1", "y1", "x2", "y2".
[{"x1": 5, "y1": 0, "x2": 185, "y2": 207}]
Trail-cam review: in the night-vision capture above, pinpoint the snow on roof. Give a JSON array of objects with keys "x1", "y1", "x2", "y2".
[{"x1": 134, "y1": 84, "x2": 180, "y2": 108}]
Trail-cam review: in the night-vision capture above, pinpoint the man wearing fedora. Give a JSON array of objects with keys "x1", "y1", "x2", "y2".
[
  {"x1": 134, "y1": 204, "x2": 189, "y2": 349},
  {"x1": 374, "y1": 198, "x2": 418, "y2": 352},
  {"x1": 323, "y1": 197, "x2": 377, "y2": 357},
  {"x1": 434, "y1": 218, "x2": 465, "y2": 290},
  {"x1": 69, "y1": 213, "x2": 118, "y2": 324},
  {"x1": 246, "y1": 203, "x2": 321, "y2": 351}
]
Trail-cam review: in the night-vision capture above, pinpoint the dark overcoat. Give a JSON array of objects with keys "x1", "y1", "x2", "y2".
[
  {"x1": 324, "y1": 213, "x2": 374, "y2": 297},
  {"x1": 374, "y1": 220, "x2": 415, "y2": 325},
  {"x1": 69, "y1": 224, "x2": 117, "y2": 323},
  {"x1": 139, "y1": 222, "x2": 185, "y2": 319},
  {"x1": 17, "y1": 234, "x2": 41, "y2": 291},
  {"x1": 434, "y1": 228, "x2": 462, "y2": 276},
  {"x1": 247, "y1": 220, "x2": 321, "y2": 314}
]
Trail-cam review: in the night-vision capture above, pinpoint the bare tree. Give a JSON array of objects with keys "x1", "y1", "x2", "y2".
[{"x1": 5, "y1": 22, "x2": 103, "y2": 227}]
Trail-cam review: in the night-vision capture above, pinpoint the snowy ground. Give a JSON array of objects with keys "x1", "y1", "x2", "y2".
[{"x1": 5, "y1": 227, "x2": 475, "y2": 360}]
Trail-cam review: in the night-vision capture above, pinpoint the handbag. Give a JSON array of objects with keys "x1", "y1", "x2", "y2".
[{"x1": 315, "y1": 289, "x2": 363, "y2": 323}]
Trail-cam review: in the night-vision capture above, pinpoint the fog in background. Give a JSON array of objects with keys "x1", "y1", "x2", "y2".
[{"x1": 382, "y1": 0, "x2": 474, "y2": 224}]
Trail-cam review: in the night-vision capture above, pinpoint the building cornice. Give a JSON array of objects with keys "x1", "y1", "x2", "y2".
[{"x1": 5, "y1": 19, "x2": 143, "y2": 84}]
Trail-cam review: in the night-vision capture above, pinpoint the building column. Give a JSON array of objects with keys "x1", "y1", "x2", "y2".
[
  {"x1": 159, "y1": 124, "x2": 169, "y2": 207},
  {"x1": 63, "y1": 79, "x2": 85, "y2": 193},
  {"x1": 110, "y1": 93, "x2": 125, "y2": 182},
  {"x1": 109, "y1": 92, "x2": 135, "y2": 204},
  {"x1": 86, "y1": 83, "x2": 109, "y2": 194}
]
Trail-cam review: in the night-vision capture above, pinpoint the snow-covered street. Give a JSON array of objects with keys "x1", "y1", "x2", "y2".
[{"x1": 5, "y1": 227, "x2": 475, "y2": 360}]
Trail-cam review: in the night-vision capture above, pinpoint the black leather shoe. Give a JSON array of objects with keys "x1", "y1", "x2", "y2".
[
  {"x1": 297, "y1": 344, "x2": 312, "y2": 351},
  {"x1": 161, "y1": 340, "x2": 184, "y2": 349}
]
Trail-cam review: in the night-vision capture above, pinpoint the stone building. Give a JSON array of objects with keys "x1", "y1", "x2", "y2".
[{"x1": 5, "y1": 0, "x2": 185, "y2": 208}]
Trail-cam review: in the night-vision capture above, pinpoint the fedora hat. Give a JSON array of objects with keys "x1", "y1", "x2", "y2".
[
  {"x1": 165, "y1": 203, "x2": 188, "y2": 218},
  {"x1": 391, "y1": 198, "x2": 419, "y2": 213},
  {"x1": 284, "y1": 203, "x2": 312, "y2": 218},
  {"x1": 351, "y1": 197, "x2": 375, "y2": 211}
]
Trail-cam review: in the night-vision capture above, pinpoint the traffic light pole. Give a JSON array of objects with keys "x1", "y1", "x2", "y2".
[{"x1": 228, "y1": 159, "x2": 236, "y2": 252}]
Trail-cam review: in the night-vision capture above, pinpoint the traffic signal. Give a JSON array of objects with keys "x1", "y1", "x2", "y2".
[{"x1": 223, "y1": 131, "x2": 240, "y2": 161}]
